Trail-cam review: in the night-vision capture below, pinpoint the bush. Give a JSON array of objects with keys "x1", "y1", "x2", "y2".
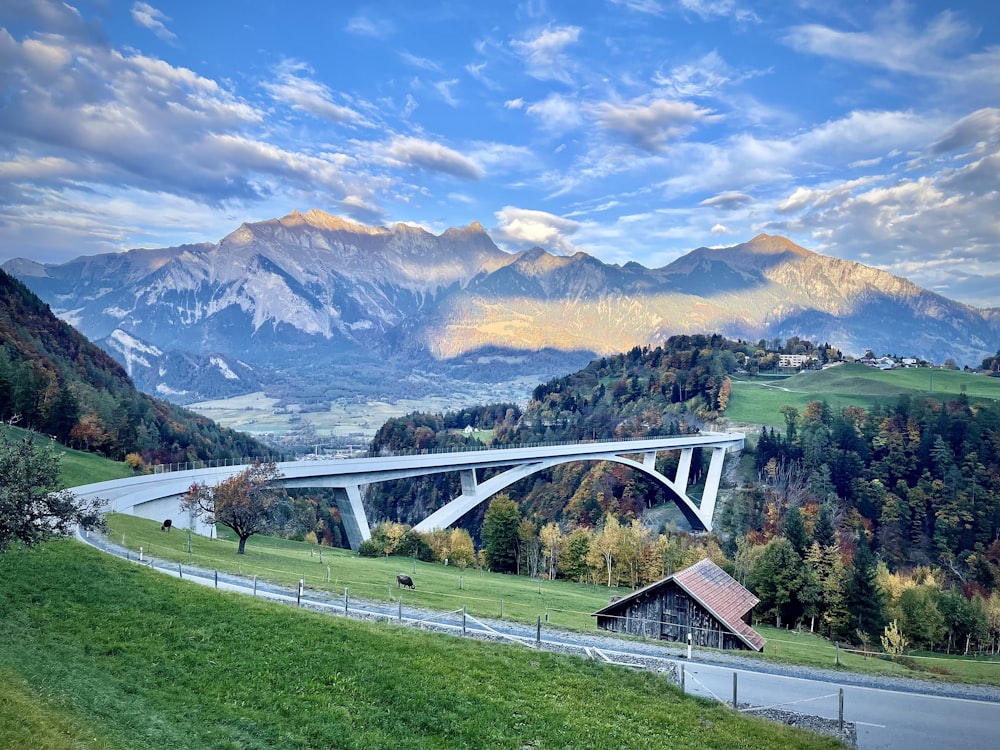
[
  {"x1": 397, "y1": 530, "x2": 434, "y2": 561},
  {"x1": 357, "y1": 539, "x2": 381, "y2": 557}
]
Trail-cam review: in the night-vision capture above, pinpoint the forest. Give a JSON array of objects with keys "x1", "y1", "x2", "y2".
[
  {"x1": 0, "y1": 269, "x2": 273, "y2": 467},
  {"x1": 363, "y1": 334, "x2": 1000, "y2": 654}
]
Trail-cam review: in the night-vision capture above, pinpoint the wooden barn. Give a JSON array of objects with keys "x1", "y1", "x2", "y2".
[{"x1": 593, "y1": 558, "x2": 765, "y2": 652}]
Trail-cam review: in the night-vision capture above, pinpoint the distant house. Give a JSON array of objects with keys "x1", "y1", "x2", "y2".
[
  {"x1": 778, "y1": 353, "x2": 815, "y2": 369},
  {"x1": 593, "y1": 558, "x2": 765, "y2": 651}
]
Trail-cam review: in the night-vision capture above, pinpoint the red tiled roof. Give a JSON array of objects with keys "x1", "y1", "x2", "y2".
[{"x1": 594, "y1": 557, "x2": 766, "y2": 651}]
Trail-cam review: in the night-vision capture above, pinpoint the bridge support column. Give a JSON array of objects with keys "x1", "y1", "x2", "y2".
[
  {"x1": 332, "y1": 484, "x2": 371, "y2": 550},
  {"x1": 460, "y1": 469, "x2": 478, "y2": 497},
  {"x1": 642, "y1": 452, "x2": 657, "y2": 470},
  {"x1": 675, "y1": 448, "x2": 693, "y2": 491},
  {"x1": 698, "y1": 447, "x2": 728, "y2": 530}
]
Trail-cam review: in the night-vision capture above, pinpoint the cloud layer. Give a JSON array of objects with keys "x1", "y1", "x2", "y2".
[{"x1": 0, "y1": 0, "x2": 996, "y2": 308}]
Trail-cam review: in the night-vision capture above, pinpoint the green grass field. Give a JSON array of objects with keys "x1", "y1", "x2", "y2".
[
  {"x1": 0, "y1": 541, "x2": 847, "y2": 750},
  {"x1": 106, "y1": 513, "x2": 625, "y2": 632},
  {"x1": 0, "y1": 424, "x2": 135, "y2": 486},
  {"x1": 727, "y1": 363, "x2": 1000, "y2": 427}
]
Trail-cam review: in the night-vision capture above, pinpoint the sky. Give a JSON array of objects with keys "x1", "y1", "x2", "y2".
[{"x1": 1, "y1": 1, "x2": 998, "y2": 308}]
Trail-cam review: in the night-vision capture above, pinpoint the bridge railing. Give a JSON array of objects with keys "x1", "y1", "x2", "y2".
[{"x1": 150, "y1": 431, "x2": 739, "y2": 474}]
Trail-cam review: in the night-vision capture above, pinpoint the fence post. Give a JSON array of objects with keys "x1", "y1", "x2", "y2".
[
  {"x1": 836, "y1": 642, "x2": 840, "y2": 666},
  {"x1": 499, "y1": 598, "x2": 503, "y2": 618},
  {"x1": 732, "y1": 672, "x2": 738, "y2": 708},
  {"x1": 398, "y1": 596, "x2": 402, "y2": 623},
  {"x1": 253, "y1": 575, "x2": 257, "y2": 596},
  {"x1": 536, "y1": 615, "x2": 541, "y2": 647},
  {"x1": 462, "y1": 605, "x2": 467, "y2": 636},
  {"x1": 297, "y1": 578, "x2": 303, "y2": 606},
  {"x1": 680, "y1": 663, "x2": 685, "y2": 692},
  {"x1": 178, "y1": 563, "x2": 182, "y2": 579},
  {"x1": 839, "y1": 688, "x2": 844, "y2": 734},
  {"x1": 214, "y1": 570, "x2": 218, "y2": 588},
  {"x1": 326, "y1": 566, "x2": 330, "y2": 583},
  {"x1": 344, "y1": 587, "x2": 349, "y2": 614}
]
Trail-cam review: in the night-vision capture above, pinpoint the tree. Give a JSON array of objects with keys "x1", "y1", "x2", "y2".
[
  {"x1": 481, "y1": 494, "x2": 520, "y2": 573},
  {"x1": 182, "y1": 461, "x2": 288, "y2": 554},
  {"x1": 447, "y1": 528, "x2": 477, "y2": 570},
  {"x1": 748, "y1": 537, "x2": 804, "y2": 628},
  {"x1": 0, "y1": 432, "x2": 105, "y2": 552},
  {"x1": 845, "y1": 530, "x2": 887, "y2": 642},
  {"x1": 783, "y1": 506, "x2": 809, "y2": 557},
  {"x1": 539, "y1": 522, "x2": 563, "y2": 580},
  {"x1": 589, "y1": 514, "x2": 623, "y2": 587}
]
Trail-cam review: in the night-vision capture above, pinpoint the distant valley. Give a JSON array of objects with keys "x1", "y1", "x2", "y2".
[{"x1": 6, "y1": 209, "x2": 998, "y2": 438}]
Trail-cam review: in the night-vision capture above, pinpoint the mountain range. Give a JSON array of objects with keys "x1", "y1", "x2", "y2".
[{"x1": 5, "y1": 209, "x2": 998, "y2": 404}]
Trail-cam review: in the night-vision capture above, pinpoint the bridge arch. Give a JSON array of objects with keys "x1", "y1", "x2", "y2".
[{"x1": 413, "y1": 452, "x2": 707, "y2": 533}]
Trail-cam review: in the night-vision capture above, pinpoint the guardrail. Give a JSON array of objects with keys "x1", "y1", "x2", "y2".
[{"x1": 150, "y1": 432, "x2": 723, "y2": 474}]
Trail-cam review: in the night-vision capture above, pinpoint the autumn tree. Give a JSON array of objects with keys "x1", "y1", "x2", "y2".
[
  {"x1": 0, "y1": 431, "x2": 105, "y2": 553},
  {"x1": 447, "y1": 528, "x2": 477, "y2": 569},
  {"x1": 539, "y1": 522, "x2": 563, "y2": 580},
  {"x1": 182, "y1": 461, "x2": 288, "y2": 554}
]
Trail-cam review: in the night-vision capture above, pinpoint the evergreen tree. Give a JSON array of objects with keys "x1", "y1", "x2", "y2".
[
  {"x1": 845, "y1": 530, "x2": 886, "y2": 642},
  {"x1": 783, "y1": 506, "x2": 809, "y2": 557},
  {"x1": 481, "y1": 494, "x2": 521, "y2": 573},
  {"x1": 812, "y1": 503, "x2": 836, "y2": 548}
]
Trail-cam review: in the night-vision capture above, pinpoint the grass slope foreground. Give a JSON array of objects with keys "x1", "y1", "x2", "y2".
[{"x1": 0, "y1": 541, "x2": 845, "y2": 750}]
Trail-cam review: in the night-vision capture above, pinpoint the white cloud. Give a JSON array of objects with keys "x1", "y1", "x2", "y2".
[
  {"x1": 493, "y1": 206, "x2": 581, "y2": 253},
  {"x1": 699, "y1": 191, "x2": 753, "y2": 210},
  {"x1": 346, "y1": 14, "x2": 393, "y2": 38},
  {"x1": 526, "y1": 94, "x2": 583, "y2": 133},
  {"x1": 130, "y1": 2, "x2": 176, "y2": 44},
  {"x1": 511, "y1": 25, "x2": 581, "y2": 84},
  {"x1": 433, "y1": 79, "x2": 460, "y2": 107},
  {"x1": 594, "y1": 99, "x2": 717, "y2": 152},
  {"x1": 399, "y1": 51, "x2": 441, "y2": 72},
  {"x1": 679, "y1": 0, "x2": 758, "y2": 24},
  {"x1": 263, "y1": 60, "x2": 372, "y2": 126},
  {"x1": 610, "y1": 0, "x2": 665, "y2": 15},
  {"x1": 378, "y1": 135, "x2": 483, "y2": 180}
]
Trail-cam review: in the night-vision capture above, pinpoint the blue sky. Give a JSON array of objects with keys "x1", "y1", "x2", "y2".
[{"x1": 1, "y1": 0, "x2": 998, "y2": 308}]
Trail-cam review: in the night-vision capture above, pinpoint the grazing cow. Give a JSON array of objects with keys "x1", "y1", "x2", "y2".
[
  {"x1": 396, "y1": 574, "x2": 415, "y2": 589},
  {"x1": 160, "y1": 519, "x2": 172, "y2": 532}
]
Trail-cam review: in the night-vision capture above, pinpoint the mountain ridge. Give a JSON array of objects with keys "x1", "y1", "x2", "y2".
[{"x1": 4, "y1": 210, "x2": 996, "y2": 403}]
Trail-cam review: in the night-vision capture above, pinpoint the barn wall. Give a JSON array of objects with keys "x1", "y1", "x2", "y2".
[{"x1": 596, "y1": 582, "x2": 751, "y2": 650}]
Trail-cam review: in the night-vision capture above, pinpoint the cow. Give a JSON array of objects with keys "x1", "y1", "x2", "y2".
[
  {"x1": 396, "y1": 574, "x2": 415, "y2": 589},
  {"x1": 160, "y1": 519, "x2": 172, "y2": 532}
]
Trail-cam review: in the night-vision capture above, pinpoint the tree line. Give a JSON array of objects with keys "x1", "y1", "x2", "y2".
[{"x1": 0, "y1": 269, "x2": 272, "y2": 466}]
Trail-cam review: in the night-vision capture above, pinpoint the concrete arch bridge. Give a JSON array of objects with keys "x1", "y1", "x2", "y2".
[{"x1": 72, "y1": 433, "x2": 744, "y2": 550}]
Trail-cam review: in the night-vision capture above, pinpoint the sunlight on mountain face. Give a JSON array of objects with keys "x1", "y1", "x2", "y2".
[{"x1": 3, "y1": 213, "x2": 996, "y2": 402}]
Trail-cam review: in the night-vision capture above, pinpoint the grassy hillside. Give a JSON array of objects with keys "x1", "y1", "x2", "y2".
[
  {"x1": 727, "y1": 363, "x2": 1000, "y2": 426},
  {"x1": 0, "y1": 541, "x2": 845, "y2": 750},
  {"x1": 0, "y1": 424, "x2": 134, "y2": 487},
  {"x1": 107, "y1": 513, "x2": 624, "y2": 632}
]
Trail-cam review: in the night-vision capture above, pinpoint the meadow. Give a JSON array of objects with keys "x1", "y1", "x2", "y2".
[
  {"x1": 0, "y1": 541, "x2": 847, "y2": 750},
  {"x1": 726, "y1": 363, "x2": 1000, "y2": 427},
  {"x1": 105, "y1": 515, "x2": 1000, "y2": 689}
]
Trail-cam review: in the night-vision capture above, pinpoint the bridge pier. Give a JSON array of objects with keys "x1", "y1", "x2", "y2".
[
  {"x1": 698, "y1": 447, "x2": 729, "y2": 527},
  {"x1": 460, "y1": 469, "x2": 478, "y2": 497},
  {"x1": 332, "y1": 485, "x2": 371, "y2": 550},
  {"x1": 675, "y1": 448, "x2": 693, "y2": 490}
]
